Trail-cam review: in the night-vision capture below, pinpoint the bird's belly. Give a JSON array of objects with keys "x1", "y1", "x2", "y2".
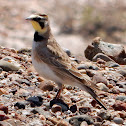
[
  {"x1": 32, "y1": 57, "x2": 87, "y2": 91},
  {"x1": 32, "y1": 57, "x2": 62, "y2": 83}
]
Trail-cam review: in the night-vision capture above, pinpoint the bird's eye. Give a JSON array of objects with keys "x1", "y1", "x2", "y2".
[
  {"x1": 33, "y1": 17, "x2": 41, "y2": 21},
  {"x1": 39, "y1": 22, "x2": 44, "y2": 29},
  {"x1": 37, "y1": 17, "x2": 41, "y2": 20}
]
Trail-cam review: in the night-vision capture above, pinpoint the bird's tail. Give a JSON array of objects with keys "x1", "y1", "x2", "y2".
[
  {"x1": 84, "y1": 84, "x2": 107, "y2": 110},
  {"x1": 80, "y1": 76, "x2": 107, "y2": 110},
  {"x1": 69, "y1": 66, "x2": 107, "y2": 109}
]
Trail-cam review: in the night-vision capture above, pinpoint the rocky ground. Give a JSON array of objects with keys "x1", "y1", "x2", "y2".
[
  {"x1": 1, "y1": 0, "x2": 126, "y2": 125},
  {"x1": 0, "y1": 38, "x2": 126, "y2": 126}
]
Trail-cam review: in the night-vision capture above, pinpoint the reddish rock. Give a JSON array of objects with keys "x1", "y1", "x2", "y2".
[
  {"x1": 0, "y1": 105, "x2": 8, "y2": 114},
  {"x1": 37, "y1": 77, "x2": 44, "y2": 82},
  {"x1": 93, "y1": 53, "x2": 115, "y2": 62},
  {"x1": 57, "y1": 120, "x2": 70, "y2": 126},
  {"x1": 47, "y1": 117, "x2": 59, "y2": 125},
  {"x1": 92, "y1": 73, "x2": 108, "y2": 85},
  {"x1": 0, "y1": 114, "x2": 9, "y2": 121},
  {"x1": 84, "y1": 37, "x2": 126, "y2": 64},
  {"x1": 0, "y1": 88, "x2": 8, "y2": 95},
  {"x1": 112, "y1": 101, "x2": 126, "y2": 111},
  {"x1": 79, "y1": 107, "x2": 91, "y2": 114},
  {"x1": 39, "y1": 81, "x2": 56, "y2": 91},
  {"x1": 51, "y1": 104, "x2": 62, "y2": 113},
  {"x1": 91, "y1": 99, "x2": 97, "y2": 107},
  {"x1": 39, "y1": 115, "x2": 46, "y2": 120}
]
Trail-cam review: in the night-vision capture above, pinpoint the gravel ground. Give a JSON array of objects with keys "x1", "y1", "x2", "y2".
[
  {"x1": 0, "y1": 46, "x2": 126, "y2": 126},
  {"x1": 1, "y1": 1, "x2": 126, "y2": 126}
]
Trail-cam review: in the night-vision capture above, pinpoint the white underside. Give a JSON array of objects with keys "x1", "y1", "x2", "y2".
[
  {"x1": 32, "y1": 41, "x2": 63, "y2": 84},
  {"x1": 32, "y1": 56, "x2": 63, "y2": 83},
  {"x1": 32, "y1": 41, "x2": 86, "y2": 91}
]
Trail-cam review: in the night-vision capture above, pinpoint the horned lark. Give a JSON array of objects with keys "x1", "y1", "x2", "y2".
[{"x1": 26, "y1": 13, "x2": 107, "y2": 110}]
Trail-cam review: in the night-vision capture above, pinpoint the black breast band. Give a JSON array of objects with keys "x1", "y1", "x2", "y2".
[{"x1": 34, "y1": 32, "x2": 45, "y2": 42}]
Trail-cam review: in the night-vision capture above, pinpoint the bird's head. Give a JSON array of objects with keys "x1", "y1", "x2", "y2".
[{"x1": 26, "y1": 13, "x2": 49, "y2": 34}]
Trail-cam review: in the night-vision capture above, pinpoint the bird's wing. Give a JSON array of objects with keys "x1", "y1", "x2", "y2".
[
  {"x1": 38, "y1": 40, "x2": 96, "y2": 89},
  {"x1": 37, "y1": 41, "x2": 107, "y2": 109}
]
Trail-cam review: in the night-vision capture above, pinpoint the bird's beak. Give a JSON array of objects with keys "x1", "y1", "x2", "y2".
[
  {"x1": 25, "y1": 17, "x2": 33, "y2": 21},
  {"x1": 25, "y1": 14, "x2": 36, "y2": 21}
]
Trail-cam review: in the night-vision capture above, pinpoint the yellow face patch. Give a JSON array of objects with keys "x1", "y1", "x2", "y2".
[
  {"x1": 30, "y1": 21, "x2": 43, "y2": 33},
  {"x1": 30, "y1": 21, "x2": 47, "y2": 34}
]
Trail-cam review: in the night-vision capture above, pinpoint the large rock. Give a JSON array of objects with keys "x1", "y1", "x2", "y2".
[
  {"x1": 0, "y1": 60, "x2": 20, "y2": 71},
  {"x1": 84, "y1": 37, "x2": 126, "y2": 64},
  {"x1": 69, "y1": 115, "x2": 94, "y2": 126}
]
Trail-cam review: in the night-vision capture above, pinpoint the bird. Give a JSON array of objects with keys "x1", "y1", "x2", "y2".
[{"x1": 26, "y1": 13, "x2": 107, "y2": 110}]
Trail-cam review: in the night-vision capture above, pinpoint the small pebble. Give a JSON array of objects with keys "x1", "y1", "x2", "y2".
[
  {"x1": 14, "y1": 102, "x2": 26, "y2": 109},
  {"x1": 37, "y1": 77, "x2": 44, "y2": 82},
  {"x1": 69, "y1": 115, "x2": 94, "y2": 125},
  {"x1": 0, "y1": 121, "x2": 12, "y2": 126},
  {"x1": 50, "y1": 99, "x2": 69, "y2": 112},
  {"x1": 57, "y1": 120, "x2": 69, "y2": 126},
  {"x1": 9, "y1": 88, "x2": 17, "y2": 95},
  {"x1": 116, "y1": 96, "x2": 126, "y2": 101},
  {"x1": 0, "y1": 88, "x2": 8, "y2": 95},
  {"x1": 79, "y1": 107, "x2": 91, "y2": 114},
  {"x1": 112, "y1": 101, "x2": 126, "y2": 111},
  {"x1": 94, "y1": 116, "x2": 102, "y2": 122},
  {"x1": 77, "y1": 64, "x2": 88, "y2": 70},
  {"x1": 16, "y1": 79, "x2": 31, "y2": 86},
  {"x1": 113, "y1": 117, "x2": 123, "y2": 124},
  {"x1": 109, "y1": 123, "x2": 120, "y2": 126},
  {"x1": 94, "y1": 122, "x2": 102, "y2": 126},
  {"x1": 22, "y1": 110, "x2": 31, "y2": 116},
  {"x1": 93, "y1": 74, "x2": 108, "y2": 85},
  {"x1": 71, "y1": 96, "x2": 81, "y2": 102},
  {"x1": 107, "y1": 84, "x2": 113, "y2": 88},
  {"x1": 89, "y1": 65, "x2": 99, "y2": 70},
  {"x1": 118, "y1": 88, "x2": 126, "y2": 93},
  {"x1": 16, "y1": 69, "x2": 24, "y2": 74},
  {"x1": 65, "y1": 85, "x2": 72, "y2": 90},
  {"x1": 97, "y1": 110, "x2": 111, "y2": 120},
  {"x1": 0, "y1": 67, "x2": 3, "y2": 74},
  {"x1": 109, "y1": 88, "x2": 119, "y2": 94},
  {"x1": 92, "y1": 53, "x2": 114, "y2": 62},
  {"x1": 62, "y1": 48, "x2": 71, "y2": 57},
  {"x1": 70, "y1": 104, "x2": 77, "y2": 113},
  {"x1": 10, "y1": 48, "x2": 17, "y2": 53},
  {"x1": 51, "y1": 104, "x2": 62, "y2": 113},
  {"x1": 117, "y1": 69, "x2": 126, "y2": 77},
  {"x1": 31, "y1": 108, "x2": 39, "y2": 114},
  {"x1": 17, "y1": 48, "x2": 31, "y2": 54},
  {"x1": 0, "y1": 114, "x2": 9, "y2": 121},
  {"x1": 0, "y1": 105, "x2": 8, "y2": 114},
  {"x1": 47, "y1": 117, "x2": 59, "y2": 125},
  {"x1": 106, "y1": 61, "x2": 119, "y2": 67},
  {"x1": 80, "y1": 121, "x2": 88, "y2": 126},
  {"x1": 26, "y1": 96, "x2": 43, "y2": 107},
  {"x1": 116, "y1": 81, "x2": 126, "y2": 88},
  {"x1": 39, "y1": 115, "x2": 46, "y2": 120},
  {"x1": 39, "y1": 81, "x2": 55, "y2": 91},
  {"x1": 96, "y1": 83, "x2": 109, "y2": 92},
  {"x1": 0, "y1": 60, "x2": 20, "y2": 71},
  {"x1": 91, "y1": 99, "x2": 97, "y2": 107},
  {"x1": 118, "y1": 111, "x2": 126, "y2": 118}
]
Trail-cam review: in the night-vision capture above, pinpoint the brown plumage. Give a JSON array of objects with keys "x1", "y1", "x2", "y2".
[{"x1": 26, "y1": 13, "x2": 107, "y2": 110}]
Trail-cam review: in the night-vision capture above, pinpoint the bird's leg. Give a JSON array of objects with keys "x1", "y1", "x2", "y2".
[
  {"x1": 50, "y1": 84, "x2": 69, "y2": 110},
  {"x1": 54, "y1": 83, "x2": 63, "y2": 99},
  {"x1": 55, "y1": 88, "x2": 62, "y2": 99}
]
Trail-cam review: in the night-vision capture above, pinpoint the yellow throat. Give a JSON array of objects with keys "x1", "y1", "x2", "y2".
[{"x1": 30, "y1": 21, "x2": 47, "y2": 34}]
